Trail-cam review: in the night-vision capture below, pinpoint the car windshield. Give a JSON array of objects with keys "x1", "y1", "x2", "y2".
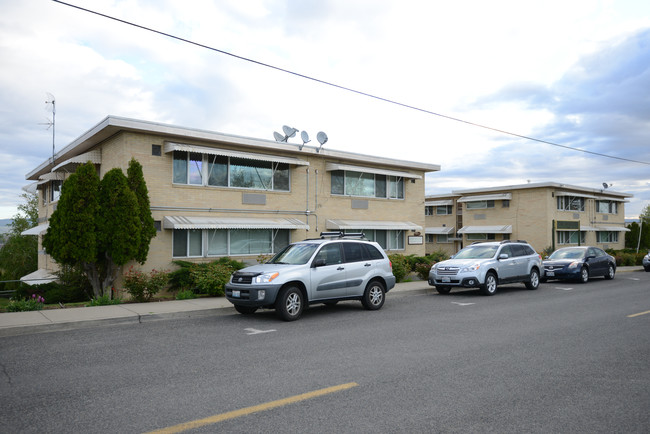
[
  {"x1": 268, "y1": 243, "x2": 319, "y2": 265},
  {"x1": 548, "y1": 248, "x2": 585, "y2": 260},
  {"x1": 453, "y1": 245, "x2": 498, "y2": 259}
]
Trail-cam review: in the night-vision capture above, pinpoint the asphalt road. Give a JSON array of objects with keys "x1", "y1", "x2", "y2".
[{"x1": 2, "y1": 273, "x2": 649, "y2": 433}]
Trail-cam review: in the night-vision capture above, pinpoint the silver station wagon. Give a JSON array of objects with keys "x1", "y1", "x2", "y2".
[{"x1": 225, "y1": 232, "x2": 396, "y2": 321}]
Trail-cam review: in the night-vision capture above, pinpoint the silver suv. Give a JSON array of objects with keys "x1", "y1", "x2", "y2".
[
  {"x1": 225, "y1": 233, "x2": 396, "y2": 321},
  {"x1": 428, "y1": 240, "x2": 542, "y2": 295}
]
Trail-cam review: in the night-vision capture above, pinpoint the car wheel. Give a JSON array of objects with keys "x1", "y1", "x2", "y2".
[
  {"x1": 234, "y1": 305, "x2": 258, "y2": 315},
  {"x1": 525, "y1": 268, "x2": 540, "y2": 290},
  {"x1": 435, "y1": 286, "x2": 451, "y2": 295},
  {"x1": 480, "y1": 272, "x2": 498, "y2": 296},
  {"x1": 361, "y1": 280, "x2": 385, "y2": 310},
  {"x1": 275, "y1": 286, "x2": 303, "y2": 321},
  {"x1": 579, "y1": 266, "x2": 589, "y2": 284},
  {"x1": 645, "y1": 266, "x2": 650, "y2": 272},
  {"x1": 604, "y1": 264, "x2": 615, "y2": 280}
]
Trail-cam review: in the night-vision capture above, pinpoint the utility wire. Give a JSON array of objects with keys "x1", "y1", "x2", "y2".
[{"x1": 53, "y1": 0, "x2": 650, "y2": 166}]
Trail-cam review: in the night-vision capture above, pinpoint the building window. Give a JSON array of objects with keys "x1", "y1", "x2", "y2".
[
  {"x1": 557, "y1": 231, "x2": 586, "y2": 245},
  {"x1": 596, "y1": 200, "x2": 618, "y2": 214},
  {"x1": 436, "y1": 205, "x2": 453, "y2": 215},
  {"x1": 173, "y1": 228, "x2": 290, "y2": 257},
  {"x1": 466, "y1": 233, "x2": 496, "y2": 241},
  {"x1": 466, "y1": 200, "x2": 495, "y2": 210},
  {"x1": 331, "y1": 170, "x2": 404, "y2": 199},
  {"x1": 426, "y1": 234, "x2": 434, "y2": 243},
  {"x1": 436, "y1": 234, "x2": 450, "y2": 243},
  {"x1": 596, "y1": 231, "x2": 618, "y2": 243},
  {"x1": 173, "y1": 151, "x2": 290, "y2": 191},
  {"x1": 502, "y1": 200, "x2": 510, "y2": 208},
  {"x1": 557, "y1": 196, "x2": 585, "y2": 212},
  {"x1": 349, "y1": 229, "x2": 404, "y2": 250},
  {"x1": 425, "y1": 206, "x2": 434, "y2": 216},
  {"x1": 152, "y1": 144, "x2": 162, "y2": 156},
  {"x1": 50, "y1": 180, "x2": 62, "y2": 202}
]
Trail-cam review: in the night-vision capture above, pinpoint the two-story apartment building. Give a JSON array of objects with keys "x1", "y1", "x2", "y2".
[
  {"x1": 22, "y1": 116, "x2": 440, "y2": 283},
  {"x1": 425, "y1": 182, "x2": 632, "y2": 255}
]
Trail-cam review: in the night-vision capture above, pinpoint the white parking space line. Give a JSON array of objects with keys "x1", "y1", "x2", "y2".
[
  {"x1": 556, "y1": 287, "x2": 573, "y2": 291},
  {"x1": 627, "y1": 277, "x2": 640, "y2": 281},
  {"x1": 451, "y1": 302, "x2": 475, "y2": 306},
  {"x1": 244, "y1": 328, "x2": 277, "y2": 335}
]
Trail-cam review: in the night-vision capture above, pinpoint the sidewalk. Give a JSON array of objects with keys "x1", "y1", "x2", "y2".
[{"x1": 1, "y1": 267, "x2": 643, "y2": 337}]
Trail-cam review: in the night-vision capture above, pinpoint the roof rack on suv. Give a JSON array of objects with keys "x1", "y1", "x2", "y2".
[
  {"x1": 500, "y1": 239, "x2": 529, "y2": 244},
  {"x1": 319, "y1": 231, "x2": 366, "y2": 239}
]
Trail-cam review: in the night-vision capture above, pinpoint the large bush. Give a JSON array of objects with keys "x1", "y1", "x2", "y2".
[
  {"x1": 168, "y1": 258, "x2": 246, "y2": 296},
  {"x1": 388, "y1": 254, "x2": 409, "y2": 282}
]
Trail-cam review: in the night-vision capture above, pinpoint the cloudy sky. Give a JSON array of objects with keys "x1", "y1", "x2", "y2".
[{"x1": 1, "y1": 0, "x2": 649, "y2": 219}]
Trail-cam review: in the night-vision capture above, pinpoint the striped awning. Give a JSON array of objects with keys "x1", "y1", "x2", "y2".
[
  {"x1": 425, "y1": 200, "x2": 454, "y2": 206},
  {"x1": 458, "y1": 193, "x2": 512, "y2": 203},
  {"x1": 326, "y1": 219, "x2": 421, "y2": 231},
  {"x1": 21, "y1": 223, "x2": 49, "y2": 236},
  {"x1": 425, "y1": 226, "x2": 455, "y2": 235},
  {"x1": 164, "y1": 142, "x2": 309, "y2": 166},
  {"x1": 325, "y1": 163, "x2": 421, "y2": 179},
  {"x1": 594, "y1": 225, "x2": 630, "y2": 232},
  {"x1": 52, "y1": 150, "x2": 102, "y2": 172},
  {"x1": 163, "y1": 216, "x2": 309, "y2": 230},
  {"x1": 458, "y1": 225, "x2": 512, "y2": 234}
]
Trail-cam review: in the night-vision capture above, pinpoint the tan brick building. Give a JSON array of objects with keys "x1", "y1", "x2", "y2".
[
  {"x1": 425, "y1": 182, "x2": 632, "y2": 255},
  {"x1": 23, "y1": 116, "x2": 440, "y2": 282}
]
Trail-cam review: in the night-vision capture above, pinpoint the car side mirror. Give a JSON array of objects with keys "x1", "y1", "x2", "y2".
[
  {"x1": 312, "y1": 258, "x2": 326, "y2": 268},
  {"x1": 498, "y1": 253, "x2": 509, "y2": 260}
]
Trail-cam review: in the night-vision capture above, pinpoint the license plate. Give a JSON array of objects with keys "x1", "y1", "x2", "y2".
[
  {"x1": 442, "y1": 277, "x2": 451, "y2": 283},
  {"x1": 546, "y1": 271, "x2": 554, "y2": 277},
  {"x1": 232, "y1": 290, "x2": 240, "y2": 298}
]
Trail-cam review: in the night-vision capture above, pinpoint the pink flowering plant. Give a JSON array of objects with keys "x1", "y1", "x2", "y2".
[
  {"x1": 123, "y1": 267, "x2": 169, "y2": 302},
  {"x1": 7, "y1": 294, "x2": 46, "y2": 312}
]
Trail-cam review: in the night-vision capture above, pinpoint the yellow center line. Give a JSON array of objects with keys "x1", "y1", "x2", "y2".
[
  {"x1": 144, "y1": 382, "x2": 359, "y2": 434},
  {"x1": 627, "y1": 310, "x2": 650, "y2": 318}
]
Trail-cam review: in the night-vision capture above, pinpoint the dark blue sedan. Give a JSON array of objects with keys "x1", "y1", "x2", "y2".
[{"x1": 542, "y1": 246, "x2": 616, "y2": 283}]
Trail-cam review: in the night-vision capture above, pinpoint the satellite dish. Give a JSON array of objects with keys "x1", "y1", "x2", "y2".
[
  {"x1": 273, "y1": 131, "x2": 285, "y2": 142},
  {"x1": 299, "y1": 131, "x2": 310, "y2": 151},
  {"x1": 316, "y1": 131, "x2": 328, "y2": 153},
  {"x1": 282, "y1": 125, "x2": 298, "y2": 138},
  {"x1": 602, "y1": 182, "x2": 610, "y2": 189}
]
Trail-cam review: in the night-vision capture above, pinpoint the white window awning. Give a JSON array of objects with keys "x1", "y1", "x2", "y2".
[
  {"x1": 20, "y1": 269, "x2": 58, "y2": 286},
  {"x1": 21, "y1": 223, "x2": 49, "y2": 236},
  {"x1": 594, "y1": 225, "x2": 630, "y2": 232},
  {"x1": 325, "y1": 163, "x2": 422, "y2": 179},
  {"x1": 52, "y1": 150, "x2": 102, "y2": 172},
  {"x1": 164, "y1": 142, "x2": 309, "y2": 166},
  {"x1": 556, "y1": 226, "x2": 597, "y2": 231},
  {"x1": 425, "y1": 226, "x2": 455, "y2": 235},
  {"x1": 425, "y1": 200, "x2": 454, "y2": 206},
  {"x1": 457, "y1": 193, "x2": 512, "y2": 203},
  {"x1": 326, "y1": 219, "x2": 422, "y2": 231},
  {"x1": 555, "y1": 191, "x2": 597, "y2": 199},
  {"x1": 37, "y1": 171, "x2": 65, "y2": 186},
  {"x1": 458, "y1": 225, "x2": 512, "y2": 234},
  {"x1": 163, "y1": 216, "x2": 309, "y2": 230}
]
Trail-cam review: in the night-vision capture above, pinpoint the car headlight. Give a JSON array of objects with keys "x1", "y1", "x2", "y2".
[
  {"x1": 253, "y1": 272, "x2": 279, "y2": 284},
  {"x1": 568, "y1": 261, "x2": 581, "y2": 269},
  {"x1": 460, "y1": 263, "x2": 481, "y2": 273}
]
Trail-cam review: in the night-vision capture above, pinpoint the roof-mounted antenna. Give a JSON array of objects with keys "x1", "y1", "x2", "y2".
[
  {"x1": 41, "y1": 93, "x2": 56, "y2": 165},
  {"x1": 316, "y1": 131, "x2": 328, "y2": 153}
]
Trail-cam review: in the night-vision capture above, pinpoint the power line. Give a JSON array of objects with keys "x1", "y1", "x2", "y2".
[{"x1": 53, "y1": 0, "x2": 650, "y2": 166}]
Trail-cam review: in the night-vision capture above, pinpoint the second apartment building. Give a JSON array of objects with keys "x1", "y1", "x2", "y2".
[{"x1": 425, "y1": 182, "x2": 632, "y2": 255}]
